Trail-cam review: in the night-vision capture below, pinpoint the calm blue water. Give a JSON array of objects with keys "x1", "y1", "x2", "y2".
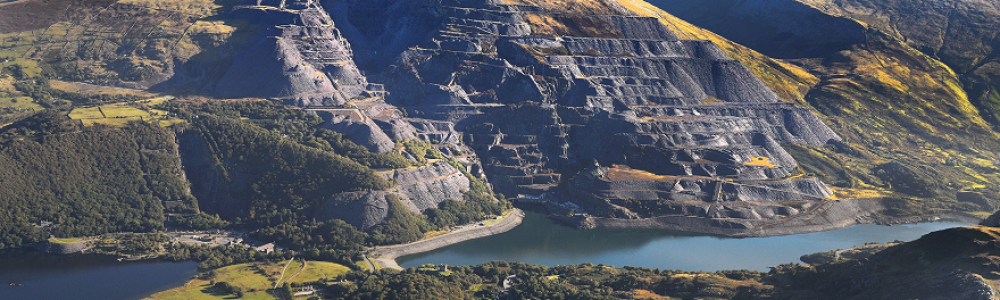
[
  {"x1": 398, "y1": 210, "x2": 970, "y2": 271},
  {"x1": 0, "y1": 249, "x2": 198, "y2": 300}
]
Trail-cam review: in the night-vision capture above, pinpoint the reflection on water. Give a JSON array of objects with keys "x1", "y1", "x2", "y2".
[
  {"x1": 0, "y1": 249, "x2": 197, "y2": 300},
  {"x1": 399, "y1": 210, "x2": 969, "y2": 271}
]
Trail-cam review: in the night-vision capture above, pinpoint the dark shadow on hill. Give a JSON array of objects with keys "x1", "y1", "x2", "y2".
[
  {"x1": 645, "y1": 0, "x2": 865, "y2": 59},
  {"x1": 319, "y1": 0, "x2": 445, "y2": 73},
  {"x1": 148, "y1": 0, "x2": 260, "y2": 96}
]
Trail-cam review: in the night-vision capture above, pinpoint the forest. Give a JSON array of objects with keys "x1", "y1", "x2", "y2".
[
  {"x1": 163, "y1": 101, "x2": 510, "y2": 261},
  {"x1": 327, "y1": 261, "x2": 772, "y2": 300},
  {"x1": 0, "y1": 98, "x2": 511, "y2": 267},
  {"x1": 0, "y1": 111, "x2": 187, "y2": 249}
]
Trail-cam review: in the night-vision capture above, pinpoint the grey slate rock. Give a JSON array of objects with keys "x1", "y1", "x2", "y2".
[{"x1": 313, "y1": 109, "x2": 395, "y2": 153}]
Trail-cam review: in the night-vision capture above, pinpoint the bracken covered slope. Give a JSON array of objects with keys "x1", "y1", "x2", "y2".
[{"x1": 643, "y1": 0, "x2": 1000, "y2": 219}]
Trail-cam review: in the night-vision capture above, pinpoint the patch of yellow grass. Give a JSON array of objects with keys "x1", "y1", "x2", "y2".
[
  {"x1": 286, "y1": 261, "x2": 350, "y2": 284},
  {"x1": 970, "y1": 211, "x2": 994, "y2": 218},
  {"x1": 744, "y1": 157, "x2": 777, "y2": 168},
  {"x1": 148, "y1": 260, "x2": 347, "y2": 300},
  {"x1": 145, "y1": 278, "x2": 274, "y2": 300},
  {"x1": 81, "y1": 117, "x2": 144, "y2": 126},
  {"x1": 68, "y1": 107, "x2": 105, "y2": 119},
  {"x1": 632, "y1": 289, "x2": 670, "y2": 299},
  {"x1": 118, "y1": 0, "x2": 222, "y2": 16},
  {"x1": 830, "y1": 187, "x2": 888, "y2": 200},
  {"x1": 49, "y1": 237, "x2": 82, "y2": 243},
  {"x1": 615, "y1": 0, "x2": 819, "y2": 104},
  {"x1": 522, "y1": 14, "x2": 621, "y2": 38},
  {"x1": 503, "y1": 0, "x2": 625, "y2": 15},
  {"x1": 69, "y1": 101, "x2": 182, "y2": 127},
  {"x1": 101, "y1": 106, "x2": 151, "y2": 118},
  {"x1": 605, "y1": 165, "x2": 677, "y2": 182},
  {"x1": 48, "y1": 80, "x2": 157, "y2": 98},
  {"x1": 147, "y1": 263, "x2": 275, "y2": 300},
  {"x1": 158, "y1": 119, "x2": 186, "y2": 127},
  {"x1": 187, "y1": 20, "x2": 237, "y2": 35}
]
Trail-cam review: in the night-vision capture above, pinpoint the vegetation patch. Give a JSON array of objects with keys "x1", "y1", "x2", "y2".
[
  {"x1": 68, "y1": 102, "x2": 183, "y2": 127},
  {"x1": 606, "y1": 165, "x2": 678, "y2": 182},
  {"x1": 504, "y1": 0, "x2": 626, "y2": 15},
  {"x1": 48, "y1": 80, "x2": 157, "y2": 98},
  {"x1": 149, "y1": 259, "x2": 348, "y2": 300},
  {"x1": 48, "y1": 237, "x2": 81, "y2": 243},
  {"x1": 524, "y1": 13, "x2": 624, "y2": 38},
  {"x1": 744, "y1": 156, "x2": 776, "y2": 168},
  {"x1": 99, "y1": 106, "x2": 150, "y2": 118},
  {"x1": 0, "y1": 112, "x2": 186, "y2": 249}
]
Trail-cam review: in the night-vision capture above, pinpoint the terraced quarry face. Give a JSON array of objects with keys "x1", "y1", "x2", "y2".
[
  {"x1": 241, "y1": 0, "x2": 860, "y2": 234},
  {"x1": 2, "y1": 0, "x2": 994, "y2": 235}
]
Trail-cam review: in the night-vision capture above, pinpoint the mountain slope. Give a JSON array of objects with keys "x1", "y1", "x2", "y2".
[
  {"x1": 797, "y1": 0, "x2": 1000, "y2": 132},
  {"x1": 641, "y1": 0, "x2": 1000, "y2": 216}
]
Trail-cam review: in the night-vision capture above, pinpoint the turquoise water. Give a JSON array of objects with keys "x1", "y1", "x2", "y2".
[
  {"x1": 0, "y1": 249, "x2": 197, "y2": 300},
  {"x1": 398, "y1": 210, "x2": 969, "y2": 271}
]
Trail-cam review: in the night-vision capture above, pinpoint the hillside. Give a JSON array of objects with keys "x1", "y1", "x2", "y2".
[
  {"x1": 643, "y1": 0, "x2": 1000, "y2": 219},
  {"x1": 0, "y1": 111, "x2": 182, "y2": 248},
  {"x1": 0, "y1": 0, "x2": 998, "y2": 262},
  {"x1": 318, "y1": 224, "x2": 1000, "y2": 300},
  {"x1": 3, "y1": 0, "x2": 1000, "y2": 298},
  {"x1": 795, "y1": 0, "x2": 1000, "y2": 127}
]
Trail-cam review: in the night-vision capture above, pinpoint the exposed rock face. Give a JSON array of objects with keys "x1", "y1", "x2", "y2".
[
  {"x1": 35, "y1": 240, "x2": 88, "y2": 255},
  {"x1": 381, "y1": 160, "x2": 471, "y2": 212},
  {"x1": 312, "y1": 0, "x2": 843, "y2": 229},
  {"x1": 981, "y1": 209, "x2": 1000, "y2": 227},
  {"x1": 317, "y1": 192, "x2": 391, "y2": 230},
  {"x1": 317, "y1": 160, "x2": 472, "y2": 229},
  {"x1": 217, "y1": 0, "x2": 848, "y2": 232},
  {"x1": 216, "y1": 0, "x2": 376, "y2": 106},
  {"x1": 312, "y1": 109, "x2": 395, "y2": 153}
]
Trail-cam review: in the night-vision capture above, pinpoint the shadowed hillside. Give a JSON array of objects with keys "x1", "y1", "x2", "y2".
[{"x1": 641, "y1": 0, "x2": 1000, "y2": 220}]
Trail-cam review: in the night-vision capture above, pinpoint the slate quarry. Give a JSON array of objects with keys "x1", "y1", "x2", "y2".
[{"x1": 217, "y1": 0, "x2": 845, "y2": 234}]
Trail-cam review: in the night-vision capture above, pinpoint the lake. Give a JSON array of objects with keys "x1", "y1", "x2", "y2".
[
  {"x1": 0, "y1": 249, "x2": 198, "y2": 300},
  {"x1": 398, "y1": 210, "x2": 970, "y2": 271}
]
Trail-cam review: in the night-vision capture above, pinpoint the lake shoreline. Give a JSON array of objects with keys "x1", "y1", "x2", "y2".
[
  {"x1": 370, "y1": 209, "x2": 525, "y2": 270},
  {"x1": 559, "y1": 198, "x2": 982, "y2": 237},
  {"x1": 395, "y1": 210, "x2": 972, "y2": 272}
]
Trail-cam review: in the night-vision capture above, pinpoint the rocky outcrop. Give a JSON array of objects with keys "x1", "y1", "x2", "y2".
[
  {"x1": 310, "y1": 0, "x2": 842, "y2": 229},
  {"x1": 981, "y1": 209, "x2": 1000, "y2": 227},
  {"x1": 317, "y1": 192, "x2": 392, "y2": 230},
  {"x1": 382, "y1": 160, "x2": 471, "y2": 212},
  {"x1": 216, "y1": 0, "x2": 379, "y2": 106},
  {"x1": 216, "y1": 0, "x2": 849, "y2": 233},
  {"x1": 35, "y1": 240, "x2": 88, "y2": 255},
  {"x1": 317, "y1": 160, "x2": 473, "y2": 229},
  {"x1": 312, "y1": 109, "x2": 395, "y2": 153}
]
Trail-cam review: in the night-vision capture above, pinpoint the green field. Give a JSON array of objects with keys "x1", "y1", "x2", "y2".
[
  {"x1": 68, "y1": 107, "x2": 105, "y2": 119},
  {"x1": 147, "y1": 260, "x2": 349, "y2": 300},
  {"x1": 48, "y1": 80, "x2": 158, "y2": 98},
  {"x1": 81, "y1": 117, "x2": 144, "y2": 126},
  {"x1": 48, "y1": 237, "x2": 82, "y2": 243},
  {"x1": 0, "y1": 96, "x2": 41, "y2": 109},
  {"x1": 69, "y1": 103, "x2": 183, "y2": 127},
  {"x1": 287, "y1": 261, "x2": 350, "y2": 284},
  {"x1": 100, "y1": 106, "x2": 150, "y2": 118}
]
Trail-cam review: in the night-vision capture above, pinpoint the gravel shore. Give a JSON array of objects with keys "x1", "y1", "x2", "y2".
[{"x1": 371, "y1": 209, "x2": 525, "y2": 270}]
